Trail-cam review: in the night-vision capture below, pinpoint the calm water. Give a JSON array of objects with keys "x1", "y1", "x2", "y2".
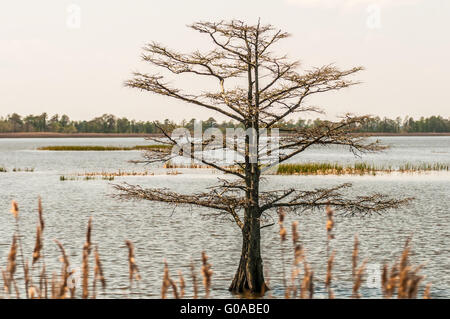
[{"x1": 0, "y1": 137, "x2": 449, "y2": 298}]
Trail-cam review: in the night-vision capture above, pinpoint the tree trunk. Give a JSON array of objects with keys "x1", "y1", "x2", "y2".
[{"x1": 229, "y1": 209, "x2": 268, "y2": 295}]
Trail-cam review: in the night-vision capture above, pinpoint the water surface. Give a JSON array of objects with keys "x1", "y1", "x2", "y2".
[{"x1": 0, "y1": 137, "x2": 449, "y2": 298}]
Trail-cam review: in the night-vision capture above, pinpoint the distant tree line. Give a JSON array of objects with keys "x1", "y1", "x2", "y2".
[{"x1": 0, "y1": 113, "x2": 449, "y2": 134}]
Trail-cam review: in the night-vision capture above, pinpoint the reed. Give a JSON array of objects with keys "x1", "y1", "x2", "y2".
[
  {"x1": 81, "y1": 218, "x2": 92, "y2": 299},
  {"x1": 276, "y1": 161, "x2": 450, "y2": 175},
  {"x1": 12, "y1": 167, "x2": 34, "y2": 172},
  {"x1": 190, "y1": 262, "x2": 199, "y2": 299},
  {"x1": 0, "y1": 200, "x2": 434, "y2": 299},
  {"x1": 92, "y1": 246, "x2": 106, "y2": 299},
  {"x1": 125, "y1": 240, "x2": 141, "y2": 289},
  {"x1": 201, "y1": 252, "x2": 213, "y2": 299},
  {"x1": 38, "y1": 145, "x2": 171, "y2": 151},
  {"x1": 60, "y1": 175, "x2": 115, "y2": 181}
]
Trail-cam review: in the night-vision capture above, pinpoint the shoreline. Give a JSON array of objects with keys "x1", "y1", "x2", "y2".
[{"x1": 1, "y1": 132, "x2": 450, "y2": 138}]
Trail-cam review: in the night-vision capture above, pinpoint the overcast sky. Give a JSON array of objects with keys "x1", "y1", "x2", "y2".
[{"x1": 1, "y1": 0, "x2": 449, "y2": 122}]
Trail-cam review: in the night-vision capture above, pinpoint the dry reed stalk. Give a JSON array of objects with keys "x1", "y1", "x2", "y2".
[
  {"x1": 39, "y1": 264, "x2": 48, "y2": 299},
  {"x1": 38, "y1": 197, "x2": 45, "y2": 231},
  {"x1": 10, "y1": 201, "x2": 19, "y2": 219},
  {"x1": 10, "y1": 200, "x2": 29, "y2": 298},
  {"x1": 170, "y1": 279, "x2": 179, "y2": 299},
  {"x1": 161, "y1": 261, "x2": 179, "y2": 299},
  {"x1": 179, "y1": 271, "x2": 186, "y2": 299},
  {"x1": 423, "y1": 283, "x2": 432, "y2": 299},
  {"x1": 93, "y1": 246, "x2": 106, "y2": 299},
  {"x1": 32, "y1": 226, "x2": 42, "y2": 265},
  {"x1": 125, "y1": 240, "x2": 141, "y2": 289},
  {"x1": 24, "y1": 259, "x2": 31, "y2": 298},
  {"x1": 1, "y1": 269, "x2": 9, "y2": 295},
  {"x1": 82, "y1": 218, "x2": 92, "y2": 299},
  {"x1": 54, "y1": 240, "x2": 70, "y2": 298},
  {"x1": 201, "y1": 252, "x2": 213, "y2": 298},
  {"x1": 190, "y1": 262, "x2": 198, "y2": 299},
  {"x1": 326, "y1": 206, "x2": 335, "y2": 258},
  {"x1": 35, "y1": 198, "x2": 47, "y2": 298},
  {"x1": 292, "y1": 221, "x2": 299, "y2": 245},
  {"x1": 81, "y1": 246, "x2": 89, "y2": 299},
  {"x1": 51, "y1": 272, "x2": 57, "y2": 299},
  {"x1": 161, "y1": 260, "x2": 171, "y2": 299},
  {"x1": 277, "y1": 208, "x2": 287, "y2": 294},
  {"x1": 381, "y1": 264, "x2": 389, "y2": 297},
  {"x1": 385, "y1": 264, "x2": 399, "y2": 298},
  {"x1": 288, "y1": 221, "x2": 303, "y2": 298},
  {"x1": 6, "y1": 235, "x2": 18, "y2": 296},
  {"x1": 352, "y1": 235, "x2": 359, "y2": 279},
  {"x1": 28, "y1": 286, "x2": 37, "y2": 299},
  {"x1": 352, "y1": 260, "x2": 367, "y2": 299},
  {"x1": 325, "y1": 251, "x2": 335, "y2": 299},
  {"x1": 300, "y1": 263, "x2": 314, "y2": 299}
]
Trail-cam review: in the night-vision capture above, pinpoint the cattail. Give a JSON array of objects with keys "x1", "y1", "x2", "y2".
[
  {"x1": 170, "y1": 278, "x2": 179, "y2": 299},
  {"x1": 10, "y1": 201, "x2": 19, "y2": 219},
  {"x1": 51, "y1": 272, "x2": 57, "y2": 299},
  {"x1": 325, "y1": 206, "x2": 334, "y2": 239},
  {"x1": 24, "y1": 259, "x2": 31, "y2": 298},
  {"x1": 352, "y1": 260, "x2": 367, "y2": 298},
  {"x1": 93, "y1": 246, "x2": 106, "y2": 299},
  {"x1": 179, "y1": 271, "x2": 186, "y2": 299},
  {"x1": 277, "y1": 209, "x2": 287, "y2": 292},
  {"x1": 292, "y1": 221, "x2": 299, "y2": 245},
  {"x1": 201, "y1": 251, "x2": 213, "y2": 298},
  {"x1": 190, "y1": 261, "x2": 198, "y2": 299},
  {"x1": 38, "y1": 197, "x2": 45, "y2": 231},
  {"x1": 381, "y1": 264, "x2": 388, "y2": 297},
  {"x1": 325, "y1": 251, "x2": 335, "y2": 299},
  {"x1": 278, "y1": 208, "x2": 287, "y2": 241},
  {"x1": 82, "y1": 218, "x2": 93, "y2": 299},
  {"x1": 125, "y1": 240, "x2": 141, "y2": 288},
  {"x1": 294, "y1": 245, "x2": 303, "y2": 266},
  {"x1": 386, "y1": 264, "x2": 398, "y2": 298},
  {"x1": 29, "y1": 286, "x2": 37, "y2": 299},
  {"x1": 300, "y1": 263, "x2": 314, "y2": 299},
  {"x1": 40, "y1": 264, "x2": 48, "y2": 299},
  {"x1": 81, "y1": 244, "x2": 89, "y2": 299},
  {"x1": 161, "y1": 260, "x2": 171, "y2": 299},
  {"x1": 279, "y1": 226, "x2": 287, "y2": 242},
  {"x1": 423, "y1": 283, "x2": 431, "y2": 299},
  {"x1": 352, "y1": 235, "x2": 359, "y2": 279},
  {"x1": 397, "y1": 238, "x2": 412, "y2": 299},
  {"x1": 86, "y1": 217, "x2": 92, "y2": 251},
  {"x1": 278, "y1": 208, "x2": 285, "y2": 224},
  {"x1": 32, "y1": 225, "x2": 42, "y2": 265},
  {"x1": 288, "y1": 267, "x2": 300, "y2": 298},
  {"x1": 2, "y1": 269, "x2": 9, "y2": 294},
  {"x1": 54, "y1": 240, "x2": 70, "y2": 298},
  {"x1": 7, "y1": 236, "x2": 17, "y2": 286}
]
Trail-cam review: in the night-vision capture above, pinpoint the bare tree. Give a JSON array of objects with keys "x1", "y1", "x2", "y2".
[{"x1": 115, "y1": 20, "x2": 411, "y2": 295}]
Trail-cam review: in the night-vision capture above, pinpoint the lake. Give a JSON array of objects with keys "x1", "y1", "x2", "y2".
[{"x1": 0, "y1": 136, "x2": 449, "y2": 298}]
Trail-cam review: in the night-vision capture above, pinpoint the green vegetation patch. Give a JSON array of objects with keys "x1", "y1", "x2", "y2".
[
  {"x1": 38, "y1": 145, "x2": 172, "y2": 151},
  {"x1": 277, "y1": 162, "x2": 449, "y2": 175}
]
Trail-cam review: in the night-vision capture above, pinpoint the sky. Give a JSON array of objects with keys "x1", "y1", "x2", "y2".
[{"x1": 1, "y1": 0, "x2": 449, "y2": 122}]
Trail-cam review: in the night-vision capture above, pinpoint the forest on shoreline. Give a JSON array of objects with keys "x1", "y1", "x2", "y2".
[{"x1": 1, "y1": 112, "x2": 449, "y2": 134}]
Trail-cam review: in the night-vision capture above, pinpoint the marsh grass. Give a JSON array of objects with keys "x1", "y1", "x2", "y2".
[
  {"x1": 276, "y1": 162, "x2": 449, "y2": 175},
  {"x1": 0, "y1": 200, "x2": 432, "y2": 299},
  {"x1": 60, "y1": 175, "x2": 115, "y2": 181},
  {"x1": 13, "y1": 168, "x2": 35, "y2": 172},
  {"x1": 0, "y1": 167, "x2": 34, "y2": 173},
  {"x1": 38, "y1": 145, "x2": 171, "y2": 151}
]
